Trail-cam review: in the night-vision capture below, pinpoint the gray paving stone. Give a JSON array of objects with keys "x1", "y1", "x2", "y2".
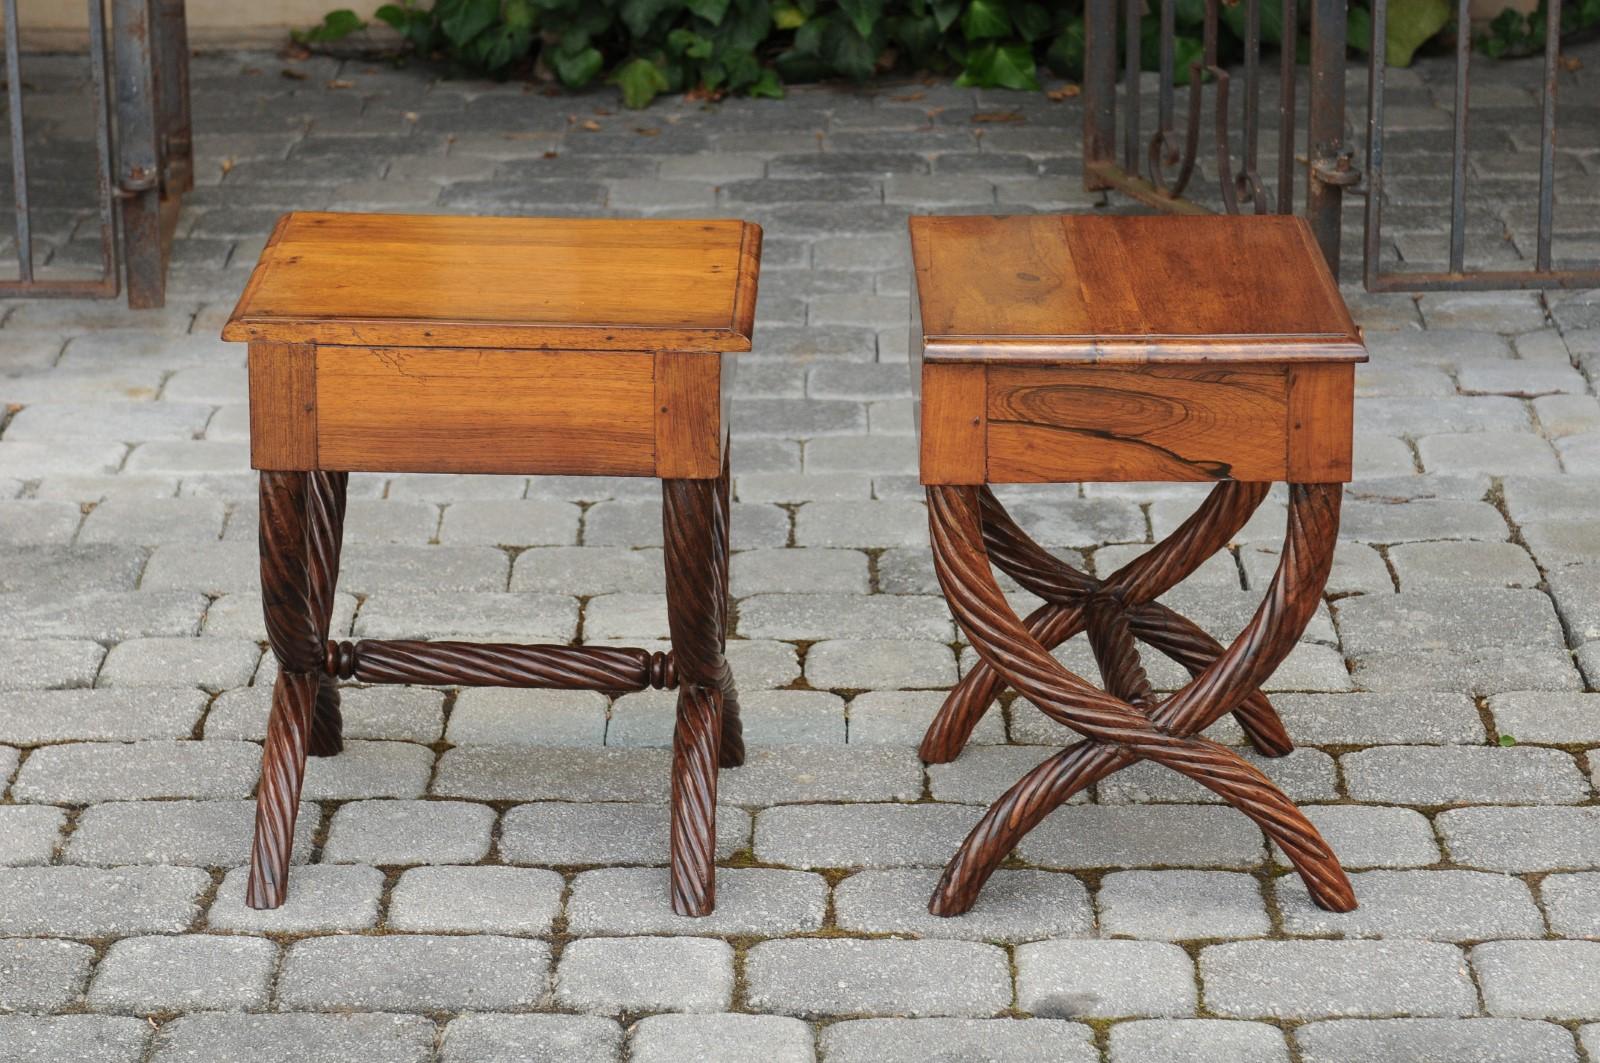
[
  {"x1": 12, "y1": 739, "x2": 260, "y2": 802},
  {"x1": 0, "y1": 590, "x2": 206, "y2": 641},
  {"x1": 720, "y1": 746, "x2": 923, "y2": 804},
  {"x1": 77, "y1": 497, "x2": 224, "y2": 544},
  {"x1": 755, "y1": 802, "x2": 982, "y2": 870},
  {"x1": 97, "y1": 637, "x2": 260, "y2": 690},
  {"x1": 0, "y1": 639, "x2": 106, "y2": 689},
  {"x1": 1486, "y1": 692, "x2": 1600, "y2": 743},
  {"x1": 926, "y1": 745, "x2": 1078, "y2": 804},
  {"x1": 1273, "y1": 805, "x2": 1442, "y2": 869},
  {"x1": 610, "y1": 688, "x2": 845, "y2": 747},
  {"x1": 207, "y1": 864, "x2": 384, "y2": 933},
  {"x1": 499, "y1": 801, "x2": 750, "y2": 865},
  {"x1": 446, "y1": 688, "x2": 606, "y2": 746},
  {"x1": 0, "y1": 1016, "x2": 150, "y2": 1063},
  {"x1": 738, "y1": 592, "x2": 954, "y2": 641},
  {"x1": 8, "y1": 402, "x2": 213, "y2": 443},
  {"x1": 747, "y1": 939, "x2": 1011, "y2": 1019},
  {"x1": 554, "y1": 936, "x2": 732, "y2": 1015},
  {"x1": 819, "y1": 1018, "x2": 1097, "y2": 1063},
  {"x1": 0, "y1": 865, "x2": 209, "y2": 935},
  {"x1": 1439, "y1": 806, "x2": 1600, "y2": 871},
  {"x1": 846, "y1": 689, "x2": 1005, "y2": 746},
  {"x1": 510, "y1": 547, "x2": 663, "y2": 595},
  {"x1": 1503, "y1": 475, "x2": 1600, "y2": 522},
  {"x1": 150, "y1": 1013, "x2": 437, "y2": 1063},
  {"x1": 1524, "y1": 520, "x2": 1600, "y2": 566},
  {"x1": 440, "y1": 1014, "x2": 622, "y2": 1063},
  {"x1": 1265, "y1": 692, "x2": 1484, "y2": 745},
  {"x1": 278, "y1": 935, "x2": 550, "y2": 1012},
  {"x1": 1017, "y1": 940, "x2": 1196, "y2": 1019},
  {"x1": 66, "y1": 800, "x2": 314, "y2": 867},
  {"x1": 206, "y1": 685, "x2": 443, "y2": 743},
  {"x1": 387, "y1": 866, "x2": 564, "y2": 934},
  {"x1": 1019, "y1": 805, "x2": 1267, "y2": 869},
  {"x1": 1201, "y1": 941, "x2": 1476, "y2": 1018},
  {"x1": 1295, "y1": 1018, "x2": 1580, "y2": 1063},
  {"x1": 1474, "y1": 941, "x2": 1600, "y2": 1018},
  {"x1": 1337, "y1": 499, "x2": 1509, "y2": 543},
  {"x1": 302, "y1": 740, "x2": 434, "y2": 800},
  {"x1": 140, "y1": 542, "x2": 257, "y2": 593},
  {"x1": 1350, "y1": 645, "x2": 1582, "y2": 696},
  {"x1": 1337, "y1": 588, "x2": 1566, "y2": 656},
  {"x1": 1277, "y1": 869, "x2": 1543, "y2": 941},
  {"x1": 0, "y1": 688, "x2": 208, "y2": 746},
  {"x1": 1389, "y1": 540, "x2": 1541, "y2": 589},
  {"x1": 566, "y1": 866, "x2": 825, "y2": 936},
  {"x1": 88, "y1": 934, "x2": 276, "y2": 1014},
  {"x1": 1097, "y1": 870, "x2": 1270, "y2": 940},
  {"x1": 0, "y1": 746, "x2": 16, "y2": 795},
  {"x1": 0, "y1": 805, "x2": 65, "y2": 866},
  {"x1": 835, "y1": 867, "x2": 1091, "y2": 942},
  {"x1": 0, "y1": 545, "x2": 147, "y2": 596},
  {"x1": 0, "y1": 938, "x2": 94, "y2": 1011},
  {"x1": 803, "y1": 639, "x2": 957, "y2": 690},
  {"x1": 1342, "y1": 745, "x2": 1589, "y2": 805},
  {"x1": 730, "y1": 548, "x2": 868, "y2": 595},
  {"x1": 353, "y1": 592, "x2": 574, "y2": 640},
  {"x1": 1110, "y1": 1019, "x2": 1290, "y2": 1063},
  {"x1": 324, "y1": 799, "x2": 495, "y2": 865},
  {"x1": 1541, "y1": 873, "x2": 1600, "y2": 937},
  {"x1": 1100, "y1": 748, "x2": 1338, "y2": 805},
  {"x1": 433, "y1": 746, "x2": 667, "y2": 802},
  {"x1": 437, "y1": 499, "x2": 580, "y2": 545},
  {"x1": 629, "y1": 1014, "x2": 813, "y2": 1063}
]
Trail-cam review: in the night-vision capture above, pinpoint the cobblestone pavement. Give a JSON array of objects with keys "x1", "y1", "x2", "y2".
[{"x1": 0, "y1": 37, "x2": 1598, "y2": 1063}]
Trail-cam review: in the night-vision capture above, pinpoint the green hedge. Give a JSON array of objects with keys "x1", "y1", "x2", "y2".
[{"x1": 298, "y1": 0, "x2": 1582, "y2": 109}]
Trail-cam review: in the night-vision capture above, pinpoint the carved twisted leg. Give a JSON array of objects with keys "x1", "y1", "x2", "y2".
[
  {"x1": 714, "y1": 451, "x2": 745, "y2": 769},
  {"x1": 925, "y1": 483, "x2": 1353, "y2": 917},
  {"x1": 919, "y1": 482, "x2": 1294, "y2": 764},
  {"x1": 247, "y1": 471, "x2": 329, "y2": 909},
  {"x1": 663, "y1": 475, "x2": 734, "y2": 916},
  {"x1": 306, "y1": 470, "x2": 348, "y2": 757}
]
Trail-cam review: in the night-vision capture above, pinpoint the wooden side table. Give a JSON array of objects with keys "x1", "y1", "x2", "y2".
[
  {"x1": 909, "y1": 213, "x2": 1366, "y2": 917},
  {"x1": 223, "y1": 212, "x2": 761, "y2": 917}
]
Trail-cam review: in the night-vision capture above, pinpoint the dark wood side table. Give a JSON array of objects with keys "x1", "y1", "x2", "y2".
[
  {"x1": 223, "y1": 212, "x2": 761, "y2": 916},
  {"x1": 909, "y1": 213, "x2": 1366, "y2": 917}
]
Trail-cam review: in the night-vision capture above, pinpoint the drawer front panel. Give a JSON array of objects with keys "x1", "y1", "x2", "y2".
[
  {"x1": 986, "y1": 364, "x2": 1291, "y2": 483},
  {"x1": 315, "y1": 346, "x2": 656, "y2": 475}
]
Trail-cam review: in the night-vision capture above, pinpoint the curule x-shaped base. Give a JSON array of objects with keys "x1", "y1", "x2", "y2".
[
  {"x1": 924, "y1": 482, "x2": 1355, "y2": 917},
  {"x1": 920, "y1": 482, "x2": 1293, "y2": 765}
]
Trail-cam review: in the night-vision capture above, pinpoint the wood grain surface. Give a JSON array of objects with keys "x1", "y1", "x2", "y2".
[
  {"x1": 248, "y1": 341, "x2": 316, "y2": 471},
  {"x1": 314, "y1": 346, "x2": 656, "y2": 475},
  {"x1": 223, "y1": 213, "x2": 762, "y2": 352},
  {"x1": 909, "y1": 214, "x2": 1365, "y2": 365}
]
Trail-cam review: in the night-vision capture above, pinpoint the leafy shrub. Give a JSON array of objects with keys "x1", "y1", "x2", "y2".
[{"x1": 300, "y1": 0, "x2": 1495, "y2": 109}]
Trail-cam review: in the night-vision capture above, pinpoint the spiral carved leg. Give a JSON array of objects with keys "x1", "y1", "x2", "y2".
[
  {"x1": 663, "y1": 475, "x2": 735, "y2": 916},
  {"x1": 714, "y1": 454, "x2": 744, "y2": 769},
  {"x1": 306, "y1": 471, "x2": 347, "y2": 758},
  {"x1": 926, "y1": 483, "x2": 1353, "y2": 918},
  {"x1": 247, "y1": 471, "x2": 325, "y2": 910},
  {"x1": 919, "y1": 481, "x2": 1295, "y2": 764}
]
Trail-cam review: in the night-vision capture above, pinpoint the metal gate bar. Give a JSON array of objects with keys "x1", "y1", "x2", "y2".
[
  {"x1": 1363, "y1": 0, "x2": 1600, "y2": 290},
  {"x1": 1081, "y1": 0, "x2": 1353, "y2": 276},
  {"x1": 0, "y1": 0, "x2": 119, "y2": 298}
]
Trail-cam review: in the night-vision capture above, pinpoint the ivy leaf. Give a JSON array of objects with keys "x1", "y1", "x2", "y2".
[
  {"x1": 438, "y1": 0, "x2": 499, "y2": 45},
  {"x1": 1220, "y1": 0, "x2": 1286, "y2": 45},
  {"x1": 890, "y1": 12, "x2": 943, "y2": 62},
  {"x1": 552, "y1": 44, "x2": 605, "y2": 85},
  {"x1": 822, "y1": 14, "x2": 880, "y2": 79},
  {"x1": 774, "y1": 5, "x2": 807, "y2": 28},
  {"x1": 620, "y1": 0, "x2": 681, "y2": 37},
  {"x1": 749, "y1": 67, "x2": 785, "y2": 97},
  {"x1": 1011, "y1": 2, "x2": 1052, "y2": 42},
  {"x1": 956, "y1": 40, "x2": 1038, "y2": 89},
  {"x1": 611, "y1": 56, "x2": 671, "y2": 107},
  {"x1": 294, "y1": 9, "x2": 365, "y2": 44},
  {"x1": 687, "y1": 0, "x2": 733, "y2": 24},
  {"x1": 931, "y1": 0, "x2": 963, "y2": 31},
  {"x1": 668, "y1": 27, "x2": 716, "y2": 57},
  {"x1": 961, "y1": 0, "x2": 1011, "y2": 39},
  {"x1": 839, "y1": 0, "x2": 887, "y2": 38},
  {"x1": 1384, "y1": 0, "x2": 1450, "y2": 65},
  {"x1": 504, "y1": 0, "x2": 534, "y2": 30},
  {"x1": 1498, "y1": 733, "x2": 1517, "y2": 747},
  {"x1": 1045, "y1": 16, "x2": 1086, "y2": 77}
]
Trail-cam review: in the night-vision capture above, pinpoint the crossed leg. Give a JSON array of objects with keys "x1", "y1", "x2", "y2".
[
  {"x1": 925, "y1": 483, "x2": 1354, "y2": 917},
  {"x1": 920, "y1": 482, "x2": 1292, "y2": 763},
  {"x1": 662, "y1": 454, "x2": 741, "y2": 916}
]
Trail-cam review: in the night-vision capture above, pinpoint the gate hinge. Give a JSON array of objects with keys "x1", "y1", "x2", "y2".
[{"x1": 1311, "y1": 149, "x2": 1361, "y2": 188}]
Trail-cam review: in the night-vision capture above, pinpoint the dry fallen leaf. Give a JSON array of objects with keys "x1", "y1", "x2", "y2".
[
  {"x1": 581, "y1": 120, "x2": 602, "y2": 132},
  {"x1": 635, "y1": 127, "x2": 660, "y2": 137},
  {"x1": 403, "y1": 111, "x2": 419, "y2": 123},
  {"x1": 219, "y1": 157, "x2": 235, "y2": 176},
  {"x1": 889, "y1": 90, "x2": 926, "y2": 102},
  {"x1": 543, "y1": 151, "x2": 560, "y2": 159},
  {"x1": 972, "y1": 110, "x2": 1025, "y2": 124},
  {"x1": 1047, "y1": 84, "x2": 1082, "y2": 101},
  {"x1": 327, "y1": 78, "x2": 355, "y2": 89},
  {"x1": 280, "y1": 68, "x2": 308, "y2": 81},
  {"x1": 1559, "y1": 55, "x2": 1582, "y2": 71}
]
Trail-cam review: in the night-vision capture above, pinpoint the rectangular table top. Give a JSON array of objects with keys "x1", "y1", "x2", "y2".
[
  {"x1": 909, "y1": 214, "x2": 1365, "y2": 365},
  {"x1": 223, "y1": 213, "x2": 762, "y2": 352}
]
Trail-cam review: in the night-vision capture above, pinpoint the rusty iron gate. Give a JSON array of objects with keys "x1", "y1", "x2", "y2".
[
  {"x1": 1083, "y1": 0, "x2": 1598, "y2": 292},
  {"x1": 1, "y1": 0, "x2": 192, "y2": 306},
  {"x1": 1364, "y1": 0, "x2": 1600, "y2": 290},
  {"x1": 1081, "y1": 0, "x2": 1356, "y2": 275}
]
